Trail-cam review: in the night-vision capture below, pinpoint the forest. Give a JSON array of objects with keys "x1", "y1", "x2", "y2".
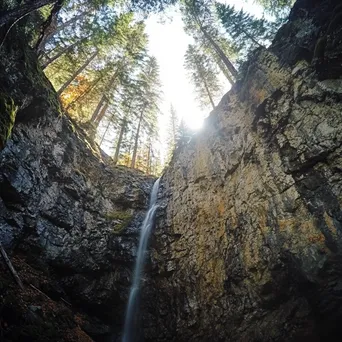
[{"x1": 0, "y1": 0, "x2": 293, "y2": 175}]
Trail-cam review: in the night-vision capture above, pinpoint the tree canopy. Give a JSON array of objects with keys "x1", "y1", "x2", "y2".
[{"x1": 0, "y1": 0, "x2": 296, "y2": 173}]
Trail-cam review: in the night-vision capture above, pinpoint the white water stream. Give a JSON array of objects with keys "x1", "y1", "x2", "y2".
[{"x1": 122, "y1": 178, "x2": 160, "y2": 342}]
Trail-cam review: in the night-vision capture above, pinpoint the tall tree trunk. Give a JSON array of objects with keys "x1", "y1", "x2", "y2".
[
  {"x1": 0, "y1": 0, "x2": 57, "y2": 27},
  {"x1": 171, "y1": 109, "x2": 177, "y2": 146},
  {"x1": 131, "y1": 111, "x2": 144, "y2": 169},
  {"x1": 90, "y1": 70, "x2": 119, "y2": 123},
  {"x1": 37, "y1": 11, "x2": 91, "y2": 54},
  {"x1": 203, "y1": 78, "x2": 215, "y2": 109},
  {"x1": 42, "y1": 38, "x2": 83, "y2": 69},
  {"x1": 146, "y1": 141, "x2": 152, "y2": 174},
  {"x1": 91, "y1": 95, "x2": 106, "y2": 122},
  {"x1": 200, "y1": 27, "x2": 238, "y2": 79},
  {"x1": 113, "y1": 118, "x2": 127, "y2": 165},
  {"x1": 57, "y1": 50, "x2": 97, "y2": 96},
  {"x1": 216, "y1": 58, "x2": 234, "y2": 85},
  {"x1": 95, "y1": 101, "x2": 109, "y2": 125},
  {"x1": 99, "y1": 107, "x2": 112, "y2": 146},
  {"x1": 35, "y1": 0, "x2": 63, "y2": 54},
  {"x1": 197, "y1": 66, "x2": 216, "y2": 110}
]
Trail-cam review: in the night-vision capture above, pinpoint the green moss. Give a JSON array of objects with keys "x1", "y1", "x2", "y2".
[
  {"x1": 0, "y1": 94, "x2": 17, "y2": 149},
  {"x1": 313, "y1": 36, "x2": 327, "y2": 59},
  {"x1": 106, "y1": 210, "x2": 133, "y2": 233}
]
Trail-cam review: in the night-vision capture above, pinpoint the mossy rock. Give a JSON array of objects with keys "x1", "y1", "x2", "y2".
[
  {"x1": 106, "y1": 210, "x2": 133, "y2": 233},
  {"x1": 0, "y1": 94, "x2": 17, "y2": 149},
  {"x1": 1, "y1": 33, "x2": 61, "y2": 125}
]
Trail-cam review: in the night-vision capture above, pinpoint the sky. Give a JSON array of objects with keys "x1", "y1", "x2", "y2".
[
  {"x1": 144, "y1": 0, "x2": 265, "y2": 159},
  {"x1": 99, "y1": 0, "x2": 265, "y2": 160}
]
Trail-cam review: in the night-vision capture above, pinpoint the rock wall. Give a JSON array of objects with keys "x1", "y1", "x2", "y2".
[
  {"x1": 0, "y1": 29, "x2": 154, "y2": 341},
  {"x1": 146, "y1": 0, "x2": 342, "y2": 340},
  {"x1": 2, "y1": 0, "x2": 342, "y2": 341}
]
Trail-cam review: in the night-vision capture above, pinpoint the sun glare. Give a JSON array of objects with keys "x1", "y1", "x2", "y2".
[{"x1": 145, "y1": 9, "x2": 230, "y2": 145}]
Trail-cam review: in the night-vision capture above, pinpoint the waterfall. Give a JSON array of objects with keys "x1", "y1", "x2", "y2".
[{"x1": 122, "y1": 178, "x2": 160, "y2": 342}]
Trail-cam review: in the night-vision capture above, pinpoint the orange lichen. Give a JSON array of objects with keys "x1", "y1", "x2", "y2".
[
  {"x1": 308, "y1": 234, "x2": 325, "y2": 244},
  {"x1": 217, "y1": 202, "x2": 225, "y2": 216},
  {"x1": 253, "y1": 88, "x2": 268, "y2": 104}
]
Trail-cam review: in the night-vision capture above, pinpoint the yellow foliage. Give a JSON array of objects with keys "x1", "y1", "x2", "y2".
[{"x1": 60, "y1": 75, "x2": 91, "y2": 116}]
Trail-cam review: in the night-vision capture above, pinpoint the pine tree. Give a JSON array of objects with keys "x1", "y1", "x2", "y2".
[
  {"x1": 45, "y1": 13, "x2": 148, "y2": 125},
  {"x1": 0, "y1": 0, "x2": 178, "y2": 28},
  {"x1": 166, "y1": 104, "x2": 179, "y2": 162},
  {"x1": 216, "y1": 3, "x2": 279, "y2": 59},
  {"x1": 181, "y1": 0, "x2": 238, "y2": 81},
  {"x1": 176, "y1": 119, "x2": 193, "y2": 148},
  {"x1": 184, "y1": 44, "x2": 222, "y2": 111},
  {"x1": 130, "y1": 56, "x2": 161, "y2": 169},
  {"x1": 56, "y1": 50, "x2": 98, "y2": 96}
]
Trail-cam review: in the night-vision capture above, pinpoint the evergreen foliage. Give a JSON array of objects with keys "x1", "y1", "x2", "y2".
[
  {"x1": 216, "y1": 3, "x2": 279, "y2": 58},
  {"x1": 166, "y1": 104, "x2": 179, "y2": 162},
  {"x1": 0, "y1": 0, "x2": 297, "y2": 175},
  {"x1": 181, "y1": 0, "x2": 238, "y2": 82},
  {"x1": 184, "y1": 44, "x2": 222, "y2": 111}
]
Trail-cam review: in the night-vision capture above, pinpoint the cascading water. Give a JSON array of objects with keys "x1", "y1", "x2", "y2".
[{"x1": 122, "y1": 178, "x2": 160, "y2": 342}]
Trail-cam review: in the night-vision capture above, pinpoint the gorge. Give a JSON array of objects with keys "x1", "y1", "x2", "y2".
[{"x1": 1, "y1": 0, "x2": 342, "y2": 341}]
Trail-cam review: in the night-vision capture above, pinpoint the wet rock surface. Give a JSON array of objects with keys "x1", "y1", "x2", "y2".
[{"x1": 145, "y1": 0, "x2": 342, "y2": 341}]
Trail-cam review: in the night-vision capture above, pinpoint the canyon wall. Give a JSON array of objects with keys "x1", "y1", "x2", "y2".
[
  {"x1": 146, "y1": 0, "x2": 342, "y2": 340},
  {"x1": 0, "y1": 32, "x2": 154, "y2": 341},
  {"x1": 1, "y1": 0, "x2": 342, "y2": 341}
]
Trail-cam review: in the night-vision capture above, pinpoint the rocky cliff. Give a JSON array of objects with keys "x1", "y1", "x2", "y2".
[
  {"x1": 0, "y1": 29, "x2": 154, "y2": 341},
  {"x1": 145, "y1": 0, "x2": 342, "y2": 340},
  {"x1": 1, "y1": 0, "x2": 342, "y2": 341}
]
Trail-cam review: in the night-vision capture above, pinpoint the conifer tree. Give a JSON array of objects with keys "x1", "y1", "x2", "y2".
[
  {"x1": 176, "y1": 119, "x2": 193, "y2": 148},
  {"x1": 45, "y1": 13, "x2": 148, "y2": 124},
  {"x1": 216, "y1": 3, "x2": 279, "y2": 58},
  {"x1": 166, "y1": 104, "x2": 179, "y2": 161},
  {"x1": 184, "y1": 44, "x2": 222, "y2": 111},
  {"x1": 181, "y1": 0, "x2": 238, "y2": 81},
  {"x1": 130, "y1": 56, "x2": 161, "y2": 169}
]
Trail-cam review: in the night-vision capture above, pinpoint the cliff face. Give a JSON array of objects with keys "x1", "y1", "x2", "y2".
[
  {"x1": 146, "y1": 0, "x2": 342, "y2": 340},
  {"x1": 0, "y1": 32, "x2": 154, "y2": 341},
  {"x1": 1, "y1": 0, "x2": 342, "y2": 341}
]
